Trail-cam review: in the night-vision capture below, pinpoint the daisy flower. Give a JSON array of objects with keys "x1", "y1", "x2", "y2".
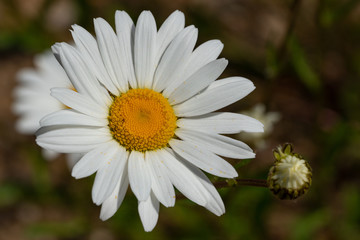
[
  {"x1": 36, "y1": 10, "x2": 264, "y2": 231},
  {"x1": 239, "y1": 103, "x2": 281, "y2": 149},
  {"x1": 13, "y1": 51, "x2": 81, "y2": 165}
]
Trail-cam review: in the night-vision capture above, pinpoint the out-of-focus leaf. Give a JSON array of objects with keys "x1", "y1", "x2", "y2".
[
  {"x1": 343, "y1": 185, "x2": 360, "y2": 225},
  {"x1": 0, "y1": 183, "x2": 23, "y2": 207},
  {"x1": 25, "y1": 146, "x2": 52, "y2": 196},
  {"x1": 336, "y1": 185, "x2": 360, "y2": 240},
  {"x1": 234, "y1": 158, "x2": 253, "y2": 169},
  {"x1": 25, "y1": 218, "x2": 88, "y2": 239},
  {"x1": 223, "y1": 187, "x2": 269, "y2": 240},
  {"x1": 319, "y1": 0, "x2": 359, "y2": 28},
  {"x1": 291, "y1": 209, "x2": 331, "y2": 240},
  {"x1": 266, "y1": 43, "x2": 281, "y2": 79},
  {"x1": 287, "y1": 36, "x2": 322, "y2": 93}
]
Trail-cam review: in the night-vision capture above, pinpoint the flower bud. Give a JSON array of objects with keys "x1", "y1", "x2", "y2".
[{"x1": 268, "y1": 143, "x2": 312, "y2": 200}]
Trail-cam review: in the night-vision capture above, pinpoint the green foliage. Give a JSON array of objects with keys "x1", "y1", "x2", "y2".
[
  {"x1": 339, "y1": 185, "x2": 360, "y2": 239},
  {"x1": 287, "y1": 36, "x2": 322, "y2": 94},
  {"x1": 234, "y1": 158, "x2": 253, "y2": 169},
  {"x1": 0, "y1": 183, "x2": 23, "y2": 207},
  {"x1": 25, "y1": 218, "x2": 88, "y2": 239},
  {"x1": 291, "y1": 209, "x2": 331, "y2": 240},
  {"x1": 1, "y1": 0, "x2": 360, "y2": 239},
  {"x1": 318, "y1": 0, "x2": 360, "y2": 28}
]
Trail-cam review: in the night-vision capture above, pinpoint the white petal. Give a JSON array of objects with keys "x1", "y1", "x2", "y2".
[
  {"x1": 71, "y1": 24, "x2": 119, "y2": 95},
  {"x1": 36, "y1": 126, "x2": 112, "y2": 153},
  {"x1": 128, "y1": 151, "x2": 151, "y2": 201},
  {"x1": 179, "y1": 159, "x2": 225, "y2": 216},
  {"x1": 134, "y1": 11, "x2": 157, "y2": 88},
  {"x1": 13, "y1": 98, "x2": 61, "y2": 116},
  {"x1": 115, "y1": 10, "x2": 137, "y2": 89},
  {"x1": 163, "y1": 39, "x2": 224, "y2": 95},
  {"x1": 177, "y1": 112, "x2": 264, "y2": 134},
  {"x1": 156, "y1": 10, "x2": 185, "y2": 63},
  {"x1": 40, "y1": 109, "x2": 108, "y2": 127},
  {"x1": 55, "y1": 43, "x2": 111, "y2": 106},
  {"x1": 15, "y1": 115, "x2": 41, "y2": 134},
  {"x1": 168, "y1": 58, "x2": 228, "y2": 104},
  {"x1": 37, "y1": 141, "x2": 104, "y2": 153},
  {"x1": 92, "y1": 146, "x2": 129, "y2": 205},
  {"x1": 174, "y1": 77, "x2": 255, "y2": 117},
  {"x1": 13, "y1": 84, "x2": 49, "y2": 100},
  {"x1": 182, "y1": 39, "x2": 224, "y2": 80},
  {"x1": 175, "y1": 128, "x2": 255, "y2": 159},
  {"x1": 146, "y1": 151, "x2": 175, "y2": 207},
  {"x1": 158, "y1": 148, "x2": 207, "y2": 206},
  {"x1": 13, "y1": 86, "x2": 53, "y2": 99},
  {"x1": 169, "y1": 139, "x2": 238, "y2": 178},
  {"x1": 34, "y1": 51, "x2": 70, "y2": 82},
  {"x1": 16, "y1": 69, "x2": 44, "y2": 86},
  {"x1": 36, "y1": 126, "x2": 111, "y2": 144},
  {"x1": 51, "y1": 43, "x2": 62, "y2": 64},
  {"x1": 153, "y1": 26, "x2": 198, "y2": 92},
  {"x1": 42, "y1": 149, "x2": 59, "y2": 161},
  {"x1": 71, "y1": 141, "x2": 118, "y2": 179},
  {"x1": 51, "y1": 88, "x2": 108, "y2": 119},
  {"x1": 138, "y1": 192, "x2": 159, "y2": 232},
  {"x1": 100, "y1": 170, "x2": 129, "y2": 220},
  {"x1": 94, "y1": 18, "x2": 129, "y2": 93}
]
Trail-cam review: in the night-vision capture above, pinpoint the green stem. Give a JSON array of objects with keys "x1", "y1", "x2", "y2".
[
  {"x1": 176, "y1": 178, "x2": 268, "y2": 200},
  {"x1": 214, "y1": 178, "x2": 268, "y2": 189}
]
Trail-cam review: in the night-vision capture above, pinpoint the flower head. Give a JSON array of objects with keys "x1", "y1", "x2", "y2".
[
  {"x1": 12, "y1": 51, "x2": 80, "y2": 164},
  {"x1": 13, "y1": 51, "x2": 71, "y2": 134},
  {"x1": 268, "y1": 143, "x2": 312, "y2": 200},
  {"x1": 36, "y1": 10, "x2": 264, "y2": 231},
  {"x1": 239, "y1": 103, "x2": 281, "y2": 149}
]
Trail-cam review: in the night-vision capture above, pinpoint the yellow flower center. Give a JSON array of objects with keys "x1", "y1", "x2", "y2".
[{"x1": 108, "y1": 89, "x2": 177, "y2": 152}]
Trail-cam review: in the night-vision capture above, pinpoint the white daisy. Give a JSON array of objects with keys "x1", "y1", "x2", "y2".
[
  {"x1": 36, "y1": 10, "x2": 264, "y2": 231},
  {"x1": 13, "y1": 51, "x2": 81, "y2": 165},
  {"x1": 239, "y1": 103, "x2": 281, "y2": 149}
]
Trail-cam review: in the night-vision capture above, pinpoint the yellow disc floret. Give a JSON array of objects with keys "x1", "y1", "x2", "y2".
[{"x1": 108, "y1": 89, "x2": 177, "y2": 152}]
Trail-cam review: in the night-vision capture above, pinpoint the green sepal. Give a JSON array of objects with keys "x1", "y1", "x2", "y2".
[
  {"x1": 226, "y1": 179, "x2": 238, "y2": 187},
  {"x1": 282, "y1": 143, "x2": 293, "y2": 155}
]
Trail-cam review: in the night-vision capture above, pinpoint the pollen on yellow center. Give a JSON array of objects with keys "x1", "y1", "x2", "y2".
[{"x1": 108, "y1": 89, "x2": 177, "y2": 152}]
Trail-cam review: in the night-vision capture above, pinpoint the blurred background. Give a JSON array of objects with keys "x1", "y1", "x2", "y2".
[{"x1": 1, "y1": 0, "x2": 360, "y2": 239}]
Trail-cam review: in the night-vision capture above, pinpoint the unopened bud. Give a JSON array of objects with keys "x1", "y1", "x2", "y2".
[{"x1": 268, "y1": 143, "x2": 312, "y2": 200}]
